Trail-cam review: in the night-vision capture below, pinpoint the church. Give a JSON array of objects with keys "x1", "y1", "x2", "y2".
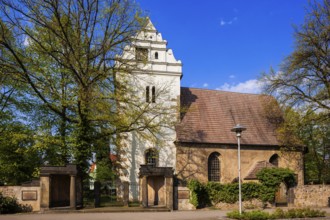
[{"x1": 116, "y1": 19, "x2": 304, "y2": 210}]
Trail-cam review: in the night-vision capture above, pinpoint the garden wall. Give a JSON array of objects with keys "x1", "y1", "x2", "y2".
[
  {"x1": 0, "y1": 185, "x2": 40, "y2": 211},
  {"x1": 292, "y1": 185, "x2": 330, "y2": 208}
]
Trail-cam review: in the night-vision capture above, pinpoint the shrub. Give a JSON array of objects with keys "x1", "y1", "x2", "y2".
[
  {"x1": 187, "y1": 179, "x2": 210, "y2": 208},
  {"x1": 256, "y1": 167, "x2": 296, "y2": 188},
  {"x1": 271, "y1": 208, "x2": 326, "y2": 219},
  {"x1": 189, "y1": 180, "x2": 274, "y2": 207},
  {"x1": 241, "y1": 182, "x2": 263, "y2": 201},
  {"x1": 187, "y1": 168, "x2": 296, "y2": 208},
  {"x1": 227, "y1": 208, "x2": 326, "y2": 220},
  {"x1": 227, "y1": 210, "x2": 271, "y2": 220},
  {"x1": 0, "y1": 192, "x2": 32, "y2": 214}
]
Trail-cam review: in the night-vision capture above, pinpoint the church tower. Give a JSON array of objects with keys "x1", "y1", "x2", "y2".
[{"x1": 116, "y1": 18, "x2": 182, "y2": 208}]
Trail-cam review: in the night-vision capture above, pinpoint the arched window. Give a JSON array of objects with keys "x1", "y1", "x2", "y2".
[
  {"x1": 208, "y1": 152, "x2": 220, "y2": 182},
  {"x1": 151, "y1": 86, "x2": 156, "y2": 103},
  {"x1": 146, "y1": 86, "x2": 150, "y2": 103},
  {"x1": 155, "y1": 52, "x2": 158, "y2": 59},
  {"x1": 269, "y1": 154, "x2": 279, "y2": 167},
  {"x1": 145, "y1": 148, "x2": 158, "y2": 166}
]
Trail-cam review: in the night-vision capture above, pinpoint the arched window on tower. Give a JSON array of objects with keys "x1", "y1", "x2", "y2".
[
  {"x1": 145, "y1": 148, "x2": 158, "y2": 166},
  {"x1": 269, "y1": 154, "x2": 279, "y2": 167},
  {"x1": 146, "y1": 86, "x2": 150, "y2": 103},
  {"x1": 151, "y1": 86, "x2": 156, "y2": 103},
  {"x1": 155, "y1": 52, "x2": 158, "y2": 59},
  {"x1": 208, "y1": 152, "x2": 220, "y2": 182}
]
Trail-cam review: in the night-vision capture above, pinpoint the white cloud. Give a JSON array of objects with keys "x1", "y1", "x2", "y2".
[
  {"x1": 229, "y1": 74, "x2": 235, "y2": 79},
  {"x1": 220, "y1": 17, "x2": 238, "y2": 26},
  {"x1": 216, "y1": 79, "x2": 261, "y2": 94},
  {"x1": 203, "y1": 83, "x2": 209, "y2": 87}
]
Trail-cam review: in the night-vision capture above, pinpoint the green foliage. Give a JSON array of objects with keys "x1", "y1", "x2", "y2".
[
  {"x1": 241, "y1": 182, "x2": 263, "y2": 201},
  {"x1": 206, "y1": 182, "x2": 238, "y2": 204},
  {"x1": 95, "y1": 159, "x2": 116, "y2": 183},
  {"x1": 187, "y1": 179, "x2": 209, "y2": 208},
  {"x1": 256, "y1": 167, "x2": 296, "y2": 188},
  {"x1": 261, "y1": 0, "x2": 330, "y2": 184},
  {"x1": 188, "y1": 168, "x2": 296, "y2": 208},
  {"x1": 256, "y1": 167, "x2": 296, "y2": 203},
  {"x1": 301, "y1": 112, "x2": 330, "y2": 184},
  {"x1": 0, "y1": 122, "x2": 41, "y2": 185},
  {"x1": 271, "y1": 208, "x2": 326, "y2": 219},
  {"x1": 0, "y1": 193, "x2": 32, "y2": 214},
  {"x1": 227, "y1": 208, "x2": 326, "y2": 220},
  {"x1": 227, "y1": 210, "x2": 271, "y2": 220},
  {"x1": 188, "y1": 181, "x2": 272, "y2": 207},
  {"x1": 261, "y1": 0, "x2": 330, "y2": 118},
  {"x1": 0, "y1": 0, "x2": 176, "y2": 187}
]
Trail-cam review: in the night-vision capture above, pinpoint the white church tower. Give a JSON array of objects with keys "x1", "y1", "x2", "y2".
[{"x1": 116, "y1": 18, "x2": 182, "y2": 209}]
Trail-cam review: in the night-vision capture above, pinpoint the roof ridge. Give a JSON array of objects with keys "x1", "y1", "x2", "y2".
[{"x1": 181, "y1": 86, "x2": 263, "y2": 96}]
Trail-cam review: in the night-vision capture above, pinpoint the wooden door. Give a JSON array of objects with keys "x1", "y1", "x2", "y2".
[
  {"x1": 147, "y1": 176, "x2": 165, "y2": 206},
  {"x1": 50, "y1": 175, "x2": 70, "y2": 207},
  {"x1": 275, "y1": 182, "x2": 288, "y2": 206}
]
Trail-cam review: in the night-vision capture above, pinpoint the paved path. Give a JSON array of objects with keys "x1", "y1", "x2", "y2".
[
  {"x1": 0, "y1": 210, "x2": 225, "y2": 220},
  {"x1": 1, "y1": 208, "x2": 330, "y2": 220}
]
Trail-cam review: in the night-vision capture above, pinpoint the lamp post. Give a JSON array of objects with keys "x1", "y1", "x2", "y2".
[{"x1": 231, "y1": 124, "x2": 246, "y2": 214}]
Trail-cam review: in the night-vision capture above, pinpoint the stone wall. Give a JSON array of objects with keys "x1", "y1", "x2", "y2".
[
  {"x1": 0, "y1": 186, "x2": 40, "y2": 211},
  {"x1": 175, "y1": 186, "x2": 195, "y2": 210},
  {"x1": 291, "y1": 185, "x2": 330, "y2": 208},
  {"x1": 176, "y1": 143, "x2": 304, "y2": 186}
]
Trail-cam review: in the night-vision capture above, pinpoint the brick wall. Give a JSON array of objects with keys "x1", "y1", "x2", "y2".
[{"x1": 292, "y1": 185, "x2": 330, "y2": 207}]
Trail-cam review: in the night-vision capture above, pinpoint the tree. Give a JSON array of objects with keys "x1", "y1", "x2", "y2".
[
  {"x1": 0, "y1": 0, "x2": 177, "y2": 189},
  {"x1": 0, "y1": 121, "x2": 41, "y2": 185},
  {"x1": 261, "y1": 0, "x2": 329, "y2": 123},
  {"x1": 302, "y1": 112, "x2": 330, "y2": 183},
  {"x1": 261, "y1": 0, "x2": 330, "y2": 184}
]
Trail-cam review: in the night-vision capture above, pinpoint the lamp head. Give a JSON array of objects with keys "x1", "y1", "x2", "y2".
[{"x1": 231, "y1": 124, "x2": 246, "y2": 137}]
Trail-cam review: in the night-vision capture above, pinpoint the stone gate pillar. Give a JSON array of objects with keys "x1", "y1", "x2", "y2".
[
  {"x1": 70, "y1": 175, "x2": 76, "y2": 209},
  {"x1": 140, "y1": 176, "x2": 147, "y2": 207},
  {"x1": 40, "y1": 176, "x2": 50, "y2": 210},
  {"x1": 165, "y1": 177, "x2": 173, "y2": 210}
]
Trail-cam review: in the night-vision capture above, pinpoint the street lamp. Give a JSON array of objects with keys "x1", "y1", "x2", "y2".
[{"x1": 231, "y1": 124, "x2": 246, "y2": 214}]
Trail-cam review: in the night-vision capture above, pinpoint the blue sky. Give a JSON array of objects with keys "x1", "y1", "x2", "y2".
[{"x1": 137, "y1": 0, "x2": 309, "y2": 93}]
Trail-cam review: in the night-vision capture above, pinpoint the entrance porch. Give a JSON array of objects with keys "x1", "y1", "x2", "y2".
[{"x1": 139, "y1": 165, "x2": 174, "y2": 210}]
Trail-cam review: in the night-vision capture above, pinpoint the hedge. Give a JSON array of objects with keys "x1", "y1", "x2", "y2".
[{"x1": 187, "y1": 167, "x2": 296, "y2": 208}]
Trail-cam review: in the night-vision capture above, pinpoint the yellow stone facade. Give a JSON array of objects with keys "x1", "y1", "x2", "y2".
[{"x1": 176, "y1": 143, "x2": 304, "y2": 186}]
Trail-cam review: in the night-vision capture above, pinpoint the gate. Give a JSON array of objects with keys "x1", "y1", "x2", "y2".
[
  {"x1": 275, "y1": 182, "x2": 288, "y2": 206},
  {"x1": 50, "y1": 174, "x2": 70, "y2": 207}
]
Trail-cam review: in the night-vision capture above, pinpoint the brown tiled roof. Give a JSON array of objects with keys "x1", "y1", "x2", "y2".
[
  {"x1": 244, "y1": 161, "x2": 276, "y2": 180},
  {"x1": 176, "y1": 87, "x2": 279, "y2": 146}
]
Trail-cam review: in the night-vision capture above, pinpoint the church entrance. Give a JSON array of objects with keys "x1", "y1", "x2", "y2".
[
  {"x1": 147, "y1": 176, "x2": 165, "y2": 206},
  {"x1": 139, "y1": 165, "x2": 174, "y2": 210}
]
